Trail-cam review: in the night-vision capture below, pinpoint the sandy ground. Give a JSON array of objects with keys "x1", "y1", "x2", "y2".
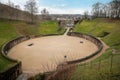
[{"x1": 8, "y1": 35, "x2": 98, "y2": 74}]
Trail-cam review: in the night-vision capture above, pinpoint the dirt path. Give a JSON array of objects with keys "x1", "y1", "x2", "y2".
[{"x1": 63, "y1": 27, "x2": 70, "y2": 36}]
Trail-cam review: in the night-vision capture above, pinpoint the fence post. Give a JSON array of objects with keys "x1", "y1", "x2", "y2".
[
  {"x1": 98, "y1": 60, "x2": 101, "y2": 70},
  {"x1": 84, "y1": 62, "x2": 86, "y2": 69},
  {"x1": 110, "y1": 54, "x2": 113, "y2": 73},
  {"x1": 90, "y1": 61, "x2": 92, "y2": 69}
]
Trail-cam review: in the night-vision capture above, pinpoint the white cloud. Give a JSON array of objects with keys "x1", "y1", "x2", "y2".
[
  {"x1": 0, "y1": 0, "x2": 91, "y2": 14},
  {"x1": 38, "y1": 6, "x2": 91, "y2": 14},
  {"x1": 0, "y1": 0, "x2": 28, "y2": 9},
  {"x1": 57, "y1": 0, "x2": 63, "y2": 1},
  {"x1": 0, "y1": 0, "x2": 40, "y2": 9},
  {"x1": 52, "y1": 4, "x2": 67, "y2": 8}
]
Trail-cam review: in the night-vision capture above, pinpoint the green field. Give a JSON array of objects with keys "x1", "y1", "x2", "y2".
[
  {"x1": 38, "y1": 21, "x2": 65, "y2": 35},
  {"x1": 69, "y1": 18, "x2": 120, "y2": 80},
  {"x1": 0, "y1": 20, "x2": 65, "y2": 72},
  {"x1": 0, "y1": 18, "x2": 120, "y2": 80}
]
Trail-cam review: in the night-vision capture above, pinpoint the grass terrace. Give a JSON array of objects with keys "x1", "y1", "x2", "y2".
[
  {"x1": 69, "y1": 18, "x2": 120, "y2": 80},
  {"x1": 0, "y1": 19, "x2": 65, "y2": 72}
]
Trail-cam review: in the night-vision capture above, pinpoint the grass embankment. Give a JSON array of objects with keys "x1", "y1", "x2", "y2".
[
  {"x1": 38, "y1": 21, "x2": 65, "y2": 35},
  {"x1": 69, "y1": 18, "x2": 120, "y2": 80},
  {"x1": 0, "y1": 20, "x2": 65, "y2": 72}
]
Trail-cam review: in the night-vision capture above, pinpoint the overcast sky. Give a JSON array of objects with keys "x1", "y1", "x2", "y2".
[{"x1": 0, "y1": 0, "x2": 111, "y2": 14}]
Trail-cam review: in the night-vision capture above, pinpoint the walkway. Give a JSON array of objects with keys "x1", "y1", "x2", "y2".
[
  {"x1": 63, "y1": 27, "x2": 70, "y2": 36},
  {"x1": 16, "y1": 73, "x2": 30, "y2": 80}
]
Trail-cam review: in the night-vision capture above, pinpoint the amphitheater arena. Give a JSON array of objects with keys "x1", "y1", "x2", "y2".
[{"x1": 7, "y1": 34, "x2": 99, "y2": 74}]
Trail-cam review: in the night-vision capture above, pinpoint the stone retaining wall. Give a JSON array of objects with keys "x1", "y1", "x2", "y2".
[
  {"x1": 0, "y1": 36, "x2": 30, "y2": 80},
  {"x1": 0, "y1": 31, "x2": 103, "y2": 80},
  {"x1": 45, "y1": 32, "x2": 103, "y2": 80},
  {"x1": 0, "y1": 3, "x2": 38, "y2": 22},
  {"x1": 67, "y1": 32, "x2": 103, "y2": 64},
  {"x1": 0, "y1": 32, "x2": 66, "y2": 80}
]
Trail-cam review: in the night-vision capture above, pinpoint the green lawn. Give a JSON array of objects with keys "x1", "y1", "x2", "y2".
[
  {"x1": 69, "y1": 18, "x2": 120, "y2": 80},
  {"x1": 0, "y1": 20, "x2": 65, "y2": 72},
  {"x1": 38, "y1": 20, "x2": 65, "y2": 35},
  {"x1": 74, "y1": 18, "x2": 120, "y2": 46},
  {"x1": 0, "y1": 20, "x2": 19, "y2": 72}
]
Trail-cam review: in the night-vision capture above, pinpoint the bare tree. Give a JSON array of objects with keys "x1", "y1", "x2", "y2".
[
  {"x1": 7, "y1": 0, "x2": 15, "y2": 8},
  {"x1": 97, "y1": 3, "x2": 108, "y2": 18},
  {"x1": 41, "y1": 8, "x2": 51, "y2": 20},
  {"x1": 41, "y1": 8, "x2": 49, "y2": 15},
  {"x1": 24, "y1": 0, "x2": 38, "y2": 23},
  {"x1": 102, "y1": 4, "x2": 107, "y2": 18},
  {"x1": 15, "y1": 5, "x2": 20, "y2": 10},
  {"x1": 109, "y1": 0, "x2": 120, "y2": 18},
  {"x1": 92, "y1": 2, "x2": 102, "y2": 18},
  {"x1": 14, "y1": 5, "x2": 20, "y2": 20},
  {"x1": 92, "y1": 0, "x2": 120, "y2": 18},
  {"x1": 84, "y1": 11, "x2": 89, "y2": 19}
]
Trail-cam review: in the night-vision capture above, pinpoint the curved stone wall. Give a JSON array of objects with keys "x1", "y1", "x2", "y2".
[
  {"x1": 2, "y1": 36, "x2": 30, "y2": 61},
  {"x1": 0, "y1": 33, "x2": 65, "y2": 80},
  {"x1": 45, "y1": 32, "x2": 103, "y2": 80},
  {"x1": 1, "y1": 33, "x2": 65, "y2": 66},
  {"x1": 0, "y1": 32, "x2": 103, "y2": 80},
  {"x1": 0, "y1": 36, "x2": 30, "y2": 80},
  {"x1": 67, "y1": 32, "x2": 103, "y2": 64}
]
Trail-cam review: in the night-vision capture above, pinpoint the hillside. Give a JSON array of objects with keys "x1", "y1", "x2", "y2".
[
  {"x1": 69, "y1": 18, "x2": 120, "y2": 80},
  {"x1": 0, "y1": 20, "x2": 65, "y2": 72},
  {"x1": 0, "y1": 18, "x2": 120, "y2": 80},
  {"x1": 0, "y1": 3, "x2": 37, "y2": 22}
]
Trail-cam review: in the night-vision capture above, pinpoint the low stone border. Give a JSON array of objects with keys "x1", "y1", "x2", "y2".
[
  {"x1": 45, "y1": 32, "x2": 103, "y2": 80},
  {"x1": 0, "y1": 30, "x2": 102, "y2": 80},
  {"x1": 0, "y1": 36, "x2": 30, "y2": 80},
  {"x1": 67, "y1": 32, "x2": 103, "y2": 64},
  {"x1": 0, "y1": 29, "x2": 67, "y2": 80}
]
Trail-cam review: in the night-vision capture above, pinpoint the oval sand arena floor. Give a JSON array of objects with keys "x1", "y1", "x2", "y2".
[{"x1": 8, "y1": 35, "x2": 98, "y2": 74}]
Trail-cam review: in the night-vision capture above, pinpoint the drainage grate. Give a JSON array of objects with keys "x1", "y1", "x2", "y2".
[
  {"x1": 80, "y1": 41, "x2": 84, "y2": 43},
  {"x1": 28, "y1": 43, "x2": 33, "y2": 46}
]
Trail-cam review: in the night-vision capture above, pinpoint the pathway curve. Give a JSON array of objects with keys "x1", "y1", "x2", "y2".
[
  {"x1": 63, "y1": 27, "x2": 71, "y2": 36},
  {"x1": 16, "y1": 73, "x2": 30, "y2": 80}
]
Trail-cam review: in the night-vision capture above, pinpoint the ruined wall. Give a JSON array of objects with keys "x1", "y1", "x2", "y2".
[{"x1": 0, "y1": 3, "x2": 38, "y2": 22}]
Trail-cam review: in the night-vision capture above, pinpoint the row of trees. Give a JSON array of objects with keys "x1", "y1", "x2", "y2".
[
  {"x1": 92, "y1": 0, "x2": 120, "y2": 18},
  {"x1": 5, "y1": 0, "x2": 21, "y2": 9},
  {"x1": 0, "y1": 0, "x2": 38, "y2": 22},
  {"x1": 24, "y1": 0, "x2": 50, "y2": 22},
  {"x1": 24, "y1": 0, "x2": 38, "y2": 23},
  {"x1": 19, "y1": 0, "x2": 50, "y2": 22},
  {"x1": 25, "y1": 0, "x2": 120, "y2": 20},
  {"x1": 0, "y1": 3, "x2": 29, "y2": 21}
]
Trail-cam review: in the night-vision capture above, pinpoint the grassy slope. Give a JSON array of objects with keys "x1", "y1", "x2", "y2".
[
  {"x1": 69, "y1": 18, "x2": 120, "y2": 80},
  {"x1": 74, "y1": 18, "x2": 120, "y2": 46},
  {"x1": 38, "y1": 21, "x2": 65, "y2": 35},
  {"x1": 0, "y1": 20, "x2": 19, "y2": 71},
  {"x1": 0, "y1": 20, "x2": 64, "y2": 72}
]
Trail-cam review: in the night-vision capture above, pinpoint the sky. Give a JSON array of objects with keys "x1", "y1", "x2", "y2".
[{"x1": 0, "y1": 0, "x2": 111, "y2": 14}]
